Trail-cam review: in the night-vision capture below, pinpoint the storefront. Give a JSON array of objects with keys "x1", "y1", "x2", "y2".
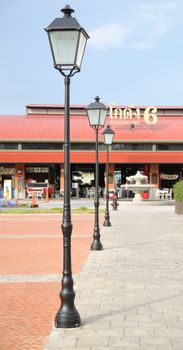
[
  {"x1": 0, "y1": 165, "x2": 16, "y2": 198},
  {"x1": 0, "y1": 103, "x2": 183, "y2": 199}
]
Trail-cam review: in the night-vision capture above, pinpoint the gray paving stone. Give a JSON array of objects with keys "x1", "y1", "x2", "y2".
[
  {"x1": 83, "y1": 321, "x2": 110, "y2": 329},
  {"x1": 124, "y1": 328, "x2": 154, "y2": 337},
  {"x1": 77, "y1": 337, "x2": 108, "y2": 347},
  {"x1": 140, "y1": 337, "x2": 172, "y2": 346},
  {"x1": 44, "y1": 202, "x2": 183, "y2": 349},
  {"x1": 155, "y1": 346, "x2": 173, "y2": 350},
  {"x1": 108, "y1": 336, "x2": 139, "y2": 347},
  {"x1": 138, "y1": 322, "x2": 167, "y2": 330},
  {"x1": 110, "y1": 321, "x2": 138, "y2": 329},
  {"x1": 59, "y1": 348, "x2": 90, "y2": 350},
  {"x1": 155, "y1": 328, "x2": 183, "y2": 337}
]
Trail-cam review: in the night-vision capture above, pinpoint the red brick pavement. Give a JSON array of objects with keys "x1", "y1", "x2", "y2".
[
  {"x1": 0, "y1": 237, "x2": 91, "y2": 275},
  {"x1": 0, "y1": 214, "x2": 95, "y2": 235},
  {"x1": 0, "y1": 283, "x2": 58, "y2": 350},
  {"x1": 0, "y1": 213, "x2": 104, "y2": 350}
]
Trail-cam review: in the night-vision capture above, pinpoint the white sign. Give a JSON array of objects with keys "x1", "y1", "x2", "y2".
[
  {"x1": 160, "y1": 173, "x2": 178, "y2": 180},
  {"x1": 4, "y1": 179, "x2": 12, "y2": 199},
  {"x1": 109, "y1": 104, "x2": 158, "y2": 125}
]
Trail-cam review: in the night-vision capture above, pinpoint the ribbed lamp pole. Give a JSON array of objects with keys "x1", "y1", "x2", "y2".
[
  {"x1": 45, "y1": 5, "x2": 89, "y2": 328},
  {"x1": 103, "y1": 125, "x2": 115, "y2": 226},
  {"x1": 86, "y1": 97, "x2": 108, "y2": 250}
]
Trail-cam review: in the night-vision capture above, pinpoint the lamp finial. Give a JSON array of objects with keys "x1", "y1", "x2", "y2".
[{"x1": 61, "y1": 5, "x2": 74, "y2": 16}]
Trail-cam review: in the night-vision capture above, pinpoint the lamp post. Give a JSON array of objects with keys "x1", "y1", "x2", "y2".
[
  {"x1": 45, "y1": 5, "x2": 89, "y2": 328},
  {"x1": 103, "y1": 125, "x2": 115, "y2": 226},
  {"x1": 86, "y1": 97, "x2": 108, "y2": 250}
]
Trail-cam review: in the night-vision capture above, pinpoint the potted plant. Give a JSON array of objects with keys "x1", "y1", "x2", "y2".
[{"x1": 173, "y1": 180, "x2": 183, "y2": 215}]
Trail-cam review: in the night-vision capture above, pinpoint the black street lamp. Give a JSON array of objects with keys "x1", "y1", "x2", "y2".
[
  {"x1": 103, "y1": 125, "x2": 115, "y2": 227},
  {"x1": 86, "y1": 97, "x2": 108, "y2": 250},
  {"x1": 45, "y1": 5, "x2": 89, "y2": 328}
]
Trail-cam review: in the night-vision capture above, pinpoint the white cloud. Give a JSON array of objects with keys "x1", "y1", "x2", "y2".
[
  {"x1": 139, "y1": 2, "x2": 178, "y2": 13},
  {"x1": 88, "y1": 2, "x2": 180, "y2": 51},
  {"x1": 132, "y1": 41, "x2": 150, "y2": 50},
  {"x1": 88, "y1": 24, "x2": 129, "y2": 51},
  {"x1": 137, "y1": 1, "x2": 177, "y2": 22},
  {"x1": 131, "y1": 1, "x2": 179, "y2": 49}
]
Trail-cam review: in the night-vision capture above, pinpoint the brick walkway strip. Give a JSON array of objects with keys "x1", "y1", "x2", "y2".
[
  {"x1": 0, "y1": 234, "x2": 91, "y2": 238},
  {"x1": 0, "y1": 274, "x2": 77, "y2": 282}
]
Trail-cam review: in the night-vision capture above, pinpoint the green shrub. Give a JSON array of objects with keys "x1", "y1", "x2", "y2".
[{"x1": 173, "y1": 180, "x2": 183, "y2": 202}]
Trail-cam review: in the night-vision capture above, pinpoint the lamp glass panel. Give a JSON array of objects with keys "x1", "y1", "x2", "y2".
[
  {"x1": 76, "y1": 31, "x2": 87, "y2": 69},
  {"x1": 87, "y1": 110, "x2": 100, "y2": 126},
  {"x1": 50, "y1": 31, "x2": 79, "y2": 65},
  {"x1": 104, "y1": 133, "x2": 113, "y2": 145},
  {"x1": 99, "y1": 109, "x2": 107, "y2": 127}
]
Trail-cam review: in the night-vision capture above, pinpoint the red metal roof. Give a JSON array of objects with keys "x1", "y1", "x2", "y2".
[
  {"x1": 0, "y1": 111, "x2": 183, "y2": 142},
  {"x1": 26, "y1": 104, "x2": 183, "y2": 110}
]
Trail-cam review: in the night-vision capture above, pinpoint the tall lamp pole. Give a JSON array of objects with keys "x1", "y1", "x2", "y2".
[
  {"x1": 103, "y1": 125, "x2": 115, "y2": 227},
  {"x1": 86, "y1": 97, "x2": 108, "y2": 250},
  {"x1": 45, "y1": 5, "x2": 89, "y2": 328}
]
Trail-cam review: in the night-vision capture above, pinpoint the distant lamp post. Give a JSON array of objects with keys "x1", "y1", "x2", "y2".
[
  {"x1": 103, "y1": 125, "x2": 115, "y2": 226},
  {"x1": 45, "y1": 5, "x2": 89, "y2": 328},
  {"x1": 86, "y1": 96, "x2": 108, "y2": 250}
]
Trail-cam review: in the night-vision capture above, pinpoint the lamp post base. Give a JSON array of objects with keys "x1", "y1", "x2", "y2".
[
  {"x1": 103, "y1": 218, "x2": 111, "y2": 227},
  {"x1": 91, "y1": 239, "x2": 103, "y2": 250},
  {"x1": 55, "y1": 307, "x2": 81, "y2": 328},
  {"x1": 91, "y1": 226, "x2": 103, "y2": 250}
]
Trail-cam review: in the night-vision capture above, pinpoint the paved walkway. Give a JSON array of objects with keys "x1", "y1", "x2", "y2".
[
  {"x1": 44, "y1": 200, "x2": 183, "y2": 350},
  {"x1": 0, "y1": 213, "x2": 98, "y2": 350}
]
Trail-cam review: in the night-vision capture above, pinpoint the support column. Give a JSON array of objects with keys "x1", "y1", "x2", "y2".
[
  {"x1": 144, "y1": 164, "x2": 149, "y2": 177},
  {"x1": 108, "y1": 164, "x2": 115, "y2": 190},
  {"x1": 60, "y1": 164, "x2": 64, "y2": 196},
  {"x1": 149, "y1": 164, "x2": 159, "y2": 187},
  {"x1": 149, "y1": 164, "x2": 159, "y2": 200},
  {"x1": 15, "y1": 164, "x2": 25, "y2": 199}
]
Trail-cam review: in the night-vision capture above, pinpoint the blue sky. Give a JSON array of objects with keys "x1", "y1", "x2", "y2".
[{"x1": 0, "y1": 0, "x2": 183, "y2": 114}]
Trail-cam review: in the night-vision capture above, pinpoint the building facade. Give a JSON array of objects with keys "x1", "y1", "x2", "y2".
[{"x1": 0, "y1": 104, "x2": 183, "y2": 199}]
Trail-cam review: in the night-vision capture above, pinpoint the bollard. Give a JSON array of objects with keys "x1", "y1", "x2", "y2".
[
  {"x1": 111, "y1": 191, "x2": 119, "y2": 211},
  {"x1": 31, "y1": 192, "x2": 39, "y2": 208}
]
